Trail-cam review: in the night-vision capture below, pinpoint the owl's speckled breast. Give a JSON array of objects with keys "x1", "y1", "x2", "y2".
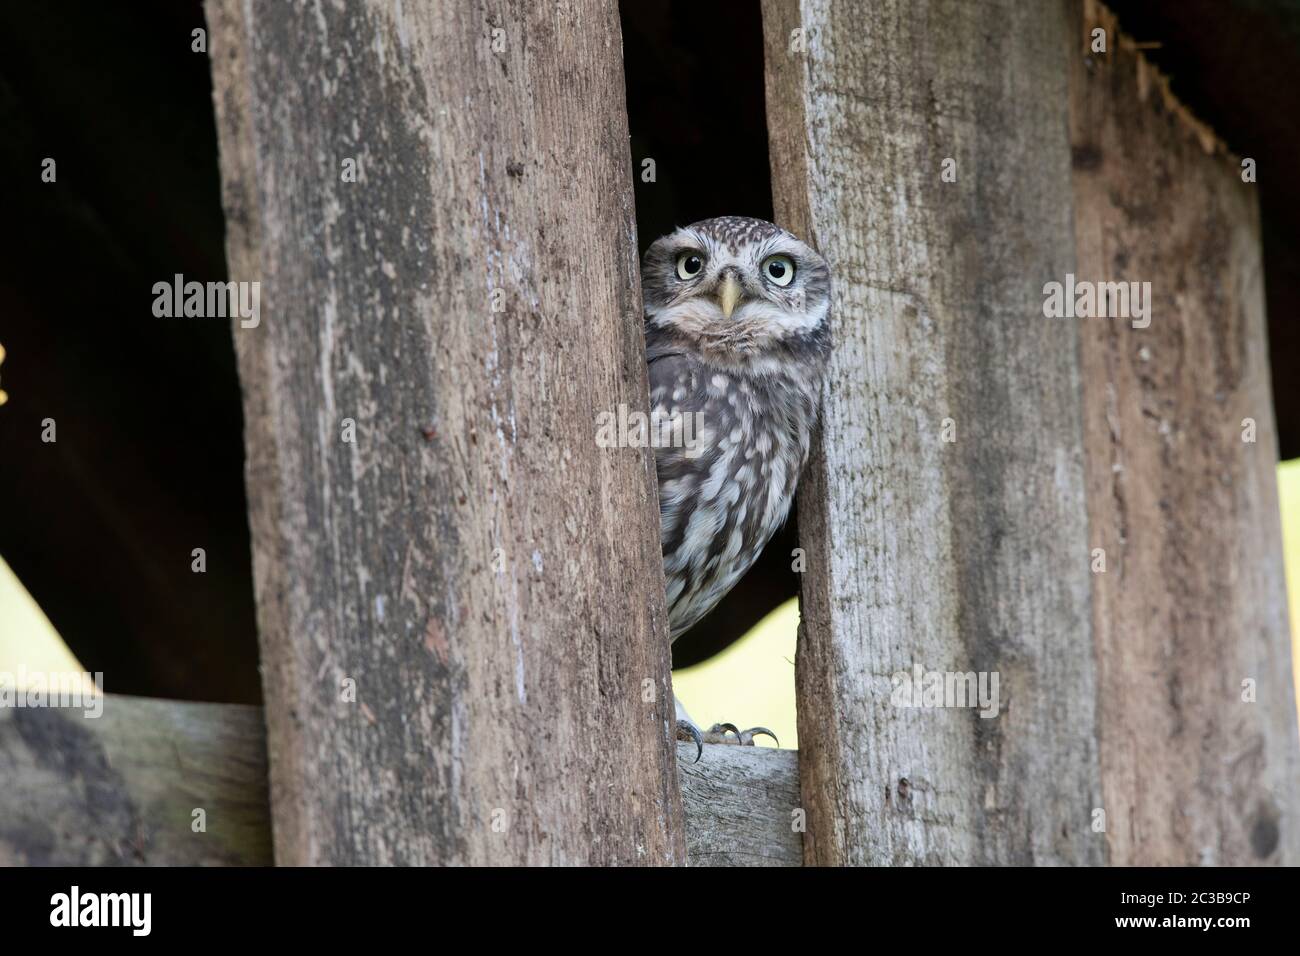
[{"x1": 650, "y1": 354, "x2": 819, "y2": 640}]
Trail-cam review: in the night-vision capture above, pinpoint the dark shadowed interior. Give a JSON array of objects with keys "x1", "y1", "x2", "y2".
[{"x1": 0, "y1": 1, "x2": 259, "y2": 702}]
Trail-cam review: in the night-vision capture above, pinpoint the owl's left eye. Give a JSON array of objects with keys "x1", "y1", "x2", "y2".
[{"x1": 761, "y1": 254, "x2": 796, "y2": 287}]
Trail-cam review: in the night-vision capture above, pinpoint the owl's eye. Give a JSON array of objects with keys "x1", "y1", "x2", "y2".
[
  {"x1": 675, "y1": 252, "x2": 705, "y2": 280},
  {"x1": 762, "y1": 254, "x2": 796, "y2": 287}
]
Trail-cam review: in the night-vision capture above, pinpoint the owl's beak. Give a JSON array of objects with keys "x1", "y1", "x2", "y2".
[{"x1": 717, "y1": 275, "x2": 742, "y2": 319}]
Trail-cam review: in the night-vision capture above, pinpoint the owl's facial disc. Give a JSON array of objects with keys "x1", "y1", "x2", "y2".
[{"x1": 643, "y1": 217, "x2": 831, "y2": 355}]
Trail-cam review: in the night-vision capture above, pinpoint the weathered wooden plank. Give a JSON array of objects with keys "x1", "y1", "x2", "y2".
[
  {"x1": 762, "y1": 0, "x2": 1104, "y2": 864},
  {"x1": 0, "y1": 699, "x2": 798, "y2": 866},
  {"x1": 678, "y1": 743, "x2": 801, "y2": 867},
  {"x1": 0, "y1": 697, "x2": 270, "y2": 866},
  {"x1": 204, "y1": 0, "x2": 684, "y2": 864},
  {"x1": 1069, "y1": 0, "x2": 1300, "y2": 865}
]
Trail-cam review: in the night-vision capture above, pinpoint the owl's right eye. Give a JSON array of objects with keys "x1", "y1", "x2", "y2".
[{"x1": 675, "y1": 252, "x2": 705, "y2": 280}]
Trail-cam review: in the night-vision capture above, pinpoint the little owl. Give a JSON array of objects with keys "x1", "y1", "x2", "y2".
[{"x1": 641, "y1": 216, "x2": 831, "y2": 759}]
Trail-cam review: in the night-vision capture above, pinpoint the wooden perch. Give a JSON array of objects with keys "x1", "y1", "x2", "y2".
[
  {"x1": 0, "y1": 696, "x2": 801, "y2": 866},
  {"x1": 678, "y1": 743, "x2": 801, "y2": 866},
  {"x1": 0, "y1": 696, "x2": 270, "y2": 866}
]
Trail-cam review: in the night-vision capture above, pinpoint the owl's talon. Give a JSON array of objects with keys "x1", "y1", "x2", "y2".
[
  {"x1": 710, "y1": 722, "x2": 740, "y2": 739},
  {"x1": 674, "y1": 700, "x2": 776, "y2": 757},
  {"x1": 676, "y1": 719, "x2": 704, "y2": 763},
  {"x1": 703, "y1": 723, "x2": 779, "y2": 747},
  {"x1": 738, "y1": 726, "x2": 779, "y2": 747}
]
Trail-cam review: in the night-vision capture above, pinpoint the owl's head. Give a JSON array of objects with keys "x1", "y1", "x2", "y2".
[{"x1": 641, "y1": 216, "x2": 830, "y2": 361}]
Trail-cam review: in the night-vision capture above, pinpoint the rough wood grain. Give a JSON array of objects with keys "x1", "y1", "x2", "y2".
[
  {"x1": 678, "y1": 743, "x2": 801, "y2": 866},
  {"x1": 1070, "y1": 0, "x2": 1300, "y2": 865},
  {"x1": 762, "y1": 0, "x2": 1104, "y2": 865},
  {"x1": 204, "y1": 0, "x2": 684, "y2": 864},
  {"x1": 0, "y1": 699, "x2": 798, "y2": 866},
  {"x1": 0, "y1": 696, "x2": 270, "y2": 866}
]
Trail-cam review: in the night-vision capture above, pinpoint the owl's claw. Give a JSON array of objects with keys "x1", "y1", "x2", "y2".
[
  {"x1": 674, "y1": 699, "x2": 777, "y2": 760},
  {"x1": 676, "y1": 719, "x2": 704, "y2": 762},
  {"x1": 706, "y1": 723, "x2": 779, "y2": 747}
]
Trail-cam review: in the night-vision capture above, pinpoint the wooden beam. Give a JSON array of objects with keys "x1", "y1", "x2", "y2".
[
  {"x1": 204, "y1": 0, "x2": 684, "y2": 864},
  {"x1": 678, "y1": 743, "x2": 802, "y2": 866},
  {"x1": 762, "y1": 0, "x2": 1104, "y2": 865},
  {"x1": 0, "y1": 698, "x2": 799, "y2": 866},
  {"x1": 1069, "y1": 0, "x2": 1300, "y2": 864},
  {"x1": 0, "y1": 697, "x2": 270, "y2": 866}
]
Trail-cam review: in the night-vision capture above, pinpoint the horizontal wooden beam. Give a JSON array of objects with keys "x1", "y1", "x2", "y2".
[
  {"x1": 0, "y1": 696, "x2": 800, "y2": 866},
  {"x1": 0, "y1": 695, "x2": 270, "y2": 866},
  {"x1": 678, "y1": 743, "x2": 802, "y2": 866}
]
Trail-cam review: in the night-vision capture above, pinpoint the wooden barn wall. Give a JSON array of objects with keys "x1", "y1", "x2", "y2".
[
  {"x1": 2, "y1": 1, "x2": 1294, "y2": 870},
  {"x1": 763, "y1": 0, "x2": 1298, "y2": 865},
  {"x1": 1070, "y1": 0, "x2": 1300, "y2": 865}
]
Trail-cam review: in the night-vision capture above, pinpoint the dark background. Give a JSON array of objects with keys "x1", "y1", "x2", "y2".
[
  {"x1": 0, "y1": 0, "x2": 1295, "y2": 699},
  {"x1": 0, "y1": 1, "x2": 257, "y2": 701}
]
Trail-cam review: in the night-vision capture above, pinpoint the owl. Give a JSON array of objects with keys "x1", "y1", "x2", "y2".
[{"x1": 641, "y1": 216, "x2": 832, "y2": 759}]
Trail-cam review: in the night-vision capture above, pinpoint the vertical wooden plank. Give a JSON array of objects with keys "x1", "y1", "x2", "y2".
[
  {"x1": 762, "y1": 0, "x2": 1104, "y2": 864},
  {"x1": 205, "y1": 0, "x2": 684, "y2": 865},
  {"x1": 1070, "y1": 1, "x2": 1300, "y2": 865}
]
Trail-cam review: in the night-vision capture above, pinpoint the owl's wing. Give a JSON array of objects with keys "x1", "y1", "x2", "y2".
[
  {"x1": 645, "y1": 336, "x2": 684, "y2": 370},
  {"x1": 644, "y1": 345, "x2": 710, "y2": 493},
  {"x1": 645, "y1": 342, "x2": 702, "y2": 410},
  {"x1": 646, "y1": 347, "x2": 705, "y2": 418}
]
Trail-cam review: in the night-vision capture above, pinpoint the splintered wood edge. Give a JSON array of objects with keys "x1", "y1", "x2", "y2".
[
  {"x1": 0, "y1": 696, "x2": 802, "y2": 866},
  {"x1": 1084, "y1": 0, "x2": 1233, "y2": 160}
]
